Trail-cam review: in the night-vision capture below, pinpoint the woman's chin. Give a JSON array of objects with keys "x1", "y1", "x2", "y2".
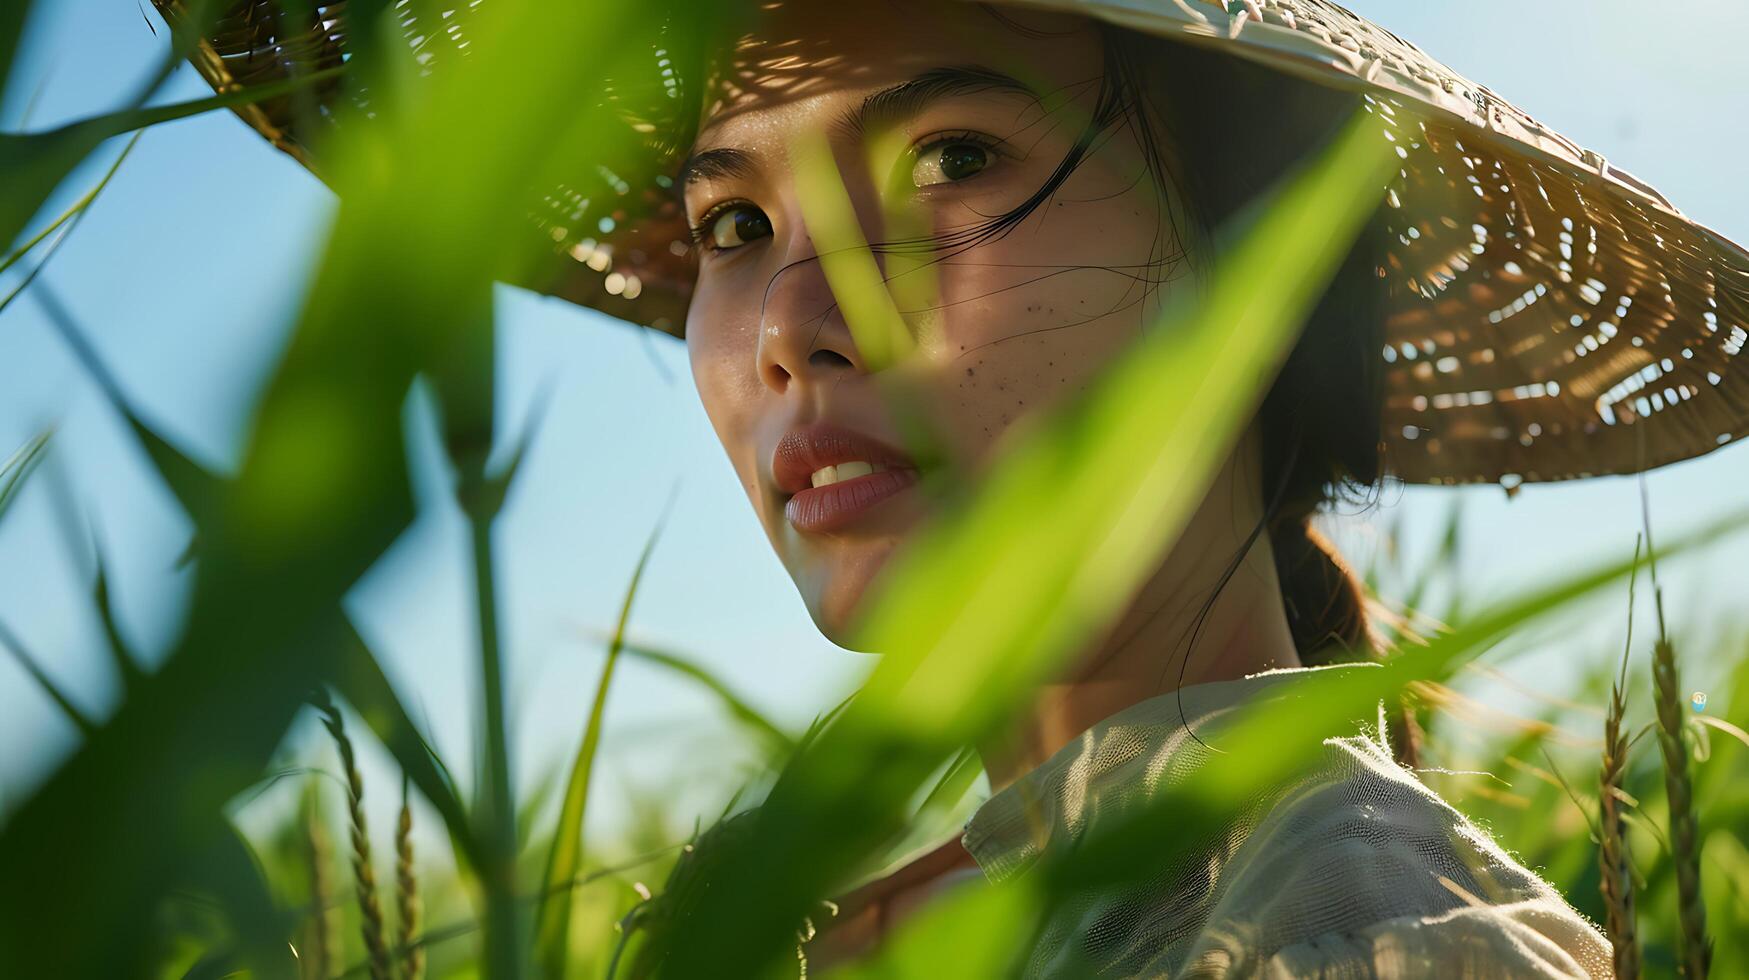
[{"x1": 801, "y1": 539, "x2": 906, "y2": 652}]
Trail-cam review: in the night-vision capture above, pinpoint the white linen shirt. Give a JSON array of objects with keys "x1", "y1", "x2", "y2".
[{"x1": 957, "y1": 662, "x2": 1613, "y2": 978}]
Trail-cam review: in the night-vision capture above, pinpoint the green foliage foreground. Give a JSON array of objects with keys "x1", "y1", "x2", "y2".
[{"x1": 1, "y1": 1, "x2": 1746, "y2": 977}]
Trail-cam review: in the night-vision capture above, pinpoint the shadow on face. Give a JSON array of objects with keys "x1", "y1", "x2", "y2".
[{"x1": 680, "y1": 0, "x2": 1201, "y2": 646}]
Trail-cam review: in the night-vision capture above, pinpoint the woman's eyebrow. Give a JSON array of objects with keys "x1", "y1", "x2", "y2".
[
  {"x1": 677, "y1": 64, "x2": 1040, "y2": 188},
  {"x1": 679, "y1": 146, "x2": 759, "y2": 188},
  {"x1": 834, "y1": 64, "x2": 1043, "y2": 141}
]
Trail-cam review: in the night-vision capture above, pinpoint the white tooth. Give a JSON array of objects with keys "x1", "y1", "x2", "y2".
[
  {"x1": 810, "y1": 465, "x2": 837, "y2": 489},
  {"x1": 835, "y1": 461, "x2": 874, "y2": 481}
]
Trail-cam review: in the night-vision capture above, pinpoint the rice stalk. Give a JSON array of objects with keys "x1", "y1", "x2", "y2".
[
  {"x1": 304, "y1": 779, "x2": 336, "y2": 980},
  {"x1": 1599, "y1": 536, "x2": 1641, "y2": 979},
  {"x1": 1652, "y1": 630, "x2": 1711, "y2": 977},
  {"x1": 1641, "y1": 482, "x2": 1711, "y2": 977},
  {"x1": 315, "y1": 689, "x2": 392, "y2": 980},
  {"x1": 395, "y1": 775, "x2": 424, "y2": 980}
]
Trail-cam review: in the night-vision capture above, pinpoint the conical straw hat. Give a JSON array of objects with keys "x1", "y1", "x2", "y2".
[{"x1": 150, "y1": 0, "x2": 1749, "y2": 487}]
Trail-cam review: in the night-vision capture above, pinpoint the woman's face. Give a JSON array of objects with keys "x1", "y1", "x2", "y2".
[{"x1": 682, "y1": 1, "x2": 1198, "y2": 644}]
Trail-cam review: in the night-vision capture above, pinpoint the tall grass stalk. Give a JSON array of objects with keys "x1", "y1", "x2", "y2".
[
  {"x1": 1652, "y1": 634, "x2": 1711, "y2": 978},
  {"x1": 304, "y1": 779, "x2": 336, "y2": 980},
  {"x1": 1599, "y1": 537, "x2": 1641, "y2": 978},
  {"x1": 536, "y1": 496, "x2": 672, "y2": 978},
  {"x1": 316, "y1": 690, "x2": 392, "y2": 980},
  {"x1": 396, "y1": 775, "x2": 424, "y2": 980},
  {"x1": 461, "y1": 453, "x2": 525, "y2": 980},
  {"x1": 1642, "y1": 482, "x2": 1711, "y2": 977}
]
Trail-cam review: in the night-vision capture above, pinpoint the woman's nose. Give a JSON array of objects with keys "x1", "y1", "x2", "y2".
[{"x1": 755, "y1": 231, "x2": 867, "y2": 395}]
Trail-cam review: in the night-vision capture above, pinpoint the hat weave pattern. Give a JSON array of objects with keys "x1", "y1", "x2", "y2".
[{"x1": 152, "y1": 0, "x2": 1749, "y2": 486}]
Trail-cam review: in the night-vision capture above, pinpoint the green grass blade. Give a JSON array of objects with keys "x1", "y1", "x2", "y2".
[
  {"x1": 0, "y1": 128, "x2": 140, "y2": 289},
  {"x1": 29, "y1": 280, "x2": 222, "y2": 527},
  {"x1": 0, "y1": 68, "x2": 341, "y2": 251},
  {"x1": 914, "y1": 746, "x2": 981, "y2": 822},
  {"x1": 0, "y1": 428, "x2": 51, "y2": 527},
  {"x1": 592, "y1": 637, "x2": 795, "y2": 757},
  {"x1": 0, "y1": 617, "x2": 94, "y2": 735},
  {"x1": 535, "y1": 487, "x2": 676, "y2": 979},
  {"x1": 0, "y1": 0, "x2": 36, "y2": 116},
  {"x1": 790, "y1": 130, "x2": 916, "y2": 372},
  {"x1": 1044, "y1": 503, "x2": 1749, "y2": 896},
  {"x1": 0, "y1": 0, "x2": 721, "y2": 971},
  {"x1": 91, "y1": 543, "x2": 146, "y2": 691},
  {"x1": 660, "y1": 104, "x2": 1397, "y2": 976}
]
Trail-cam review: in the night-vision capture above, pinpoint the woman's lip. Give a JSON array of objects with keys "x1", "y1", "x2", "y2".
[
  {"x1": 784, "y1": 468, "x2": 920, "y2": 533},
  {"x1": 771, "y1": 421, "x2": 920, "y2": 496}
]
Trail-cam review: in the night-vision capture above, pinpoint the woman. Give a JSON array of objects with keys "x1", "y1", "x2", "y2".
[
  {"x1": 160, "y1": 0, "x2": 1749, "y2": 975},
  {"x1": 671, "y1": 5, "x2": 1610, "y2": 975}
]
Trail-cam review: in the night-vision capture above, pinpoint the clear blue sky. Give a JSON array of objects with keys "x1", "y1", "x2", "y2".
[{"x1": 3, "y1": 1, "x2": 1746, "y2": 844}]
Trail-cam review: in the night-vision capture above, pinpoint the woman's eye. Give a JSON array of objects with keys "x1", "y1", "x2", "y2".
[
  {"x1": 706, "y1": 205, "x2": 772, "y2": 250},
  {"x1": 911, "y1": 140, "x2": 991, "y2": 188}
]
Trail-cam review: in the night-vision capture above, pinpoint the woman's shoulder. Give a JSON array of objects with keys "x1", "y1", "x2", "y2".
[
  {"x1": 1177, "y1": 733, "x2": 1613, "y2": 978},
  {"x1": 1007, "y1": 723, "x2": 1612, "y2": 978}
]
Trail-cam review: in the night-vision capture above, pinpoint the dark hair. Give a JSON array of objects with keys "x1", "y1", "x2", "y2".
[
  {"x1": 1091, "y1": 26, "x2": 1417, "y2": 761},
  {"x1": 1102, "y1": 29, "x2": 1388, "y2": 664}
]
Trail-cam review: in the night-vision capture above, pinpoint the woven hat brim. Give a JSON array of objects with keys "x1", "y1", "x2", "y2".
[{"x1": 152, "y1": 0, "x2": 1749, "y2": 487}]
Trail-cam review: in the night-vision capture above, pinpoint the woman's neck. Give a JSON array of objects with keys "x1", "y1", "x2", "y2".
[{"x1": 977, "y1": 523, "x2": 1300, "y2": 794}]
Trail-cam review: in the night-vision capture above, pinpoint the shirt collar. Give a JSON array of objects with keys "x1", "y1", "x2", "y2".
[{"x1": 959, "y1": 661, "x2": 1384, "y2": 883}]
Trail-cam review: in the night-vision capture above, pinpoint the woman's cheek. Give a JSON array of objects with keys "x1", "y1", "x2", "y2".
[
  {"x1": 686, "y1": 295, "x2": 765, "y2": 472},
  {"x1": 924, "y1": 261, "x2": 1111, "y2": 443}
]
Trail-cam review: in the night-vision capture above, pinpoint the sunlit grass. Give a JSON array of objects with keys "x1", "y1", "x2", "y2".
[{"x1": 2, "y1": 1, "x2": 1747, "y2": 977}]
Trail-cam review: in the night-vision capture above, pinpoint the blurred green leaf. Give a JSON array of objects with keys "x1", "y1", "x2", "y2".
[
  {"x1": 91, "y1": 542, "x2": 146, "y2": 690},
  {"x1": 914, "y1": 746, "x2": 980, "y2": 823},
  {"x1": 0, "y1": 0, "x2": 35, "y2": 114},
  {"x1": 824, "y1": 878, "x2": 1035, "y2": 979},
  {"x1": 0, "y1": 68, "x2": 341, "y2": 252},
  {"x1": 0, "y1": 432, "x2": 87, "y2": 731},
  {"x1": 0, "y1": 616, "x2": 94, "y2": 735},
  {"x1": 537, "y1": 492, "x2": 672, "y2": 979},
  {"x1": 30, "y1": 280, "x2": 223, "y2": 528},
  {"x1": 791, "y1": 129, "x2": 917, "y2": 372},
  {"x1": 0, "y1": 0, "x2": 720, "y2": 969},
  {"x1": 189, "y1": 821, "x2": 298, "y2": 978}
]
